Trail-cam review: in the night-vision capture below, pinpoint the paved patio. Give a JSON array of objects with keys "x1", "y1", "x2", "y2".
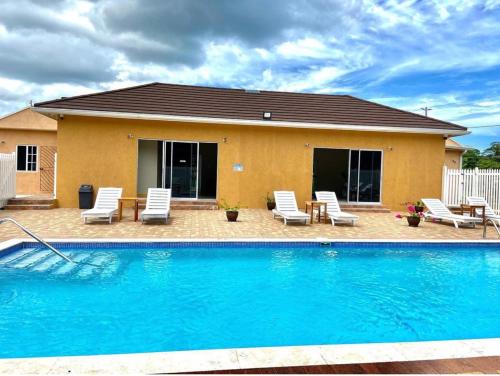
[{"x1": 0, "y1": 208, "x2": 495, "y2": 242}]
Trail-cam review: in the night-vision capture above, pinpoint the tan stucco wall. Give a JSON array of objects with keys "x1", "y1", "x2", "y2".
[
  {"x1": 0, "y1": 108, "x2": 57, "y2": 131},
  {"x1": 56, "y1": 115, "x2": 446, "y2": 209},
  {"x1": 444, "y1": 149, "x2": 463, "y2": 169},
  {"x1": 0, "y1": 128, "x2": 57, "y2": 194}
]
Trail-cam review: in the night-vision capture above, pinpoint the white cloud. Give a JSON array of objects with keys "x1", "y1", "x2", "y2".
[{"x1": 0, "y1": 0, "x2": 499, "y2": 151}]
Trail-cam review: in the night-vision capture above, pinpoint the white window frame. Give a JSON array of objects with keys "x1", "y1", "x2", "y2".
[{"x1": 16, "y1": 144, "x2": 38, "y2": 172}]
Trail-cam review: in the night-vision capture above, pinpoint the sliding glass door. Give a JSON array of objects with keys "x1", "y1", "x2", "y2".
[
  {"x1": 137, "y1": 140, "x2": 217, "y2": 199},
  {"x1": 171, "y1": 142, "x2": 198, "y2": 198},
  {"x1": 349, "y1": 150, "x2": 382, "y2": 203},
  {"x1": 313, "y1": 148, "x2": 382, "y2": 203}
]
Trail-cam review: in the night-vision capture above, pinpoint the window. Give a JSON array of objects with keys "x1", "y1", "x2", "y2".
[{"x1": 16, "y1": 145, "x2": 37, "y2": 172}]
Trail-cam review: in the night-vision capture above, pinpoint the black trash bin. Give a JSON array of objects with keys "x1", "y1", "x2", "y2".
[{"x1": 78, "y1": 184, "x2": 93, "y2": 209}]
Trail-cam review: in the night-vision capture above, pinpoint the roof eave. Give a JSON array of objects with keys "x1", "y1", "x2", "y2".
[{"x1": 32, "y1": 107, "x2": 469, "y2": 136}]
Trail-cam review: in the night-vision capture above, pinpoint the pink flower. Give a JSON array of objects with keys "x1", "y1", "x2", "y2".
[
  {"x1": 395, "y1": 213, "x2": 402, "y2": 219},
  {"x1": 407, "y1": 204, "x2": 416, "y2": 213}
]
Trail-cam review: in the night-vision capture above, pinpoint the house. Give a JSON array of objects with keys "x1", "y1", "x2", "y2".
[
  {"x1": 32, "y1": 83, "x2": 468, "y2": 209},
  {"x1": 444, "y1": 138, "x2": 470, "y2": 169},
  {"x1": 0, "y1": 107, "x2": 57, "y2": 195}
]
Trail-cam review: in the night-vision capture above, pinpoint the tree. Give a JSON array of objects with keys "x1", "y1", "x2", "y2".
[
  {"x1": 462, "y1": 149, "x2": 480, "y2": 169},
  {"x1": 462, "y1": 142, "x2": 500, "y2": 169}
]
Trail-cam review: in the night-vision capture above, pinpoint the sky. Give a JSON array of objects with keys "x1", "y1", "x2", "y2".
[{"x1": 0, "y1": 0, "x2": 499, "y2": 150}]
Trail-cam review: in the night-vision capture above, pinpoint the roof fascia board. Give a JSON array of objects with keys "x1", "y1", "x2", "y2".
[{"x1": 33, "y1": 107, "x2": 470, "y2": 136}]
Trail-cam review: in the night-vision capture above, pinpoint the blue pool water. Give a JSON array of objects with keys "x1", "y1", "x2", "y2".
[{"x1": 0, "y1": 241, "x2": 499, "y2": 358}]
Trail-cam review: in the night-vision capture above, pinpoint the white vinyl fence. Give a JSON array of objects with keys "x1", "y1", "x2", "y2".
[
  {"x1": 0, "y1": 153, "x2": 16, "y2": 208},
  {"x1": 442, "y1": 166, "x2": 500, "y2": 214}
]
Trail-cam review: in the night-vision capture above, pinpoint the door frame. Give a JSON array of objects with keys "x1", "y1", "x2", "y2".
[
  {"x1": 137, "y1": 138, "x2": 219, "y2": 200},
  {"x1": 312, "y1": 146, "x2": 384, "y2": 204}
]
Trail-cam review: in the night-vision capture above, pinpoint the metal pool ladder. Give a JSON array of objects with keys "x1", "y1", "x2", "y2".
[
  {"x1": 0, "y1": 217, "x2": 74, "y2": 263},
  {"x1": 483, "y1": 218, "x2": 500, "y2": 239}
]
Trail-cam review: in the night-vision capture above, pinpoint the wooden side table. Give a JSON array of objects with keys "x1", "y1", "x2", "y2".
[
  {"x1": 304, "y1": 201, "x2": 328, "y2": 224},
  {"x1": 118, "y1": 197, "x2": 146, "y2": 222},
  {"x1": 460, "y1": 204, "x2": 486, "y2": 225}
]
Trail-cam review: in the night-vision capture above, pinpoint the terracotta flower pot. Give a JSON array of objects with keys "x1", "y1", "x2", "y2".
[
  {"x1": 414, "y1": 206, "x2": 424, "y2": 213},
  {"x1": 226, "y1": 210, "x2": 239, "y2": 222},
  {"x1": 407, "y1": 216, "x2": 421, "y2": 227},
  {"x1": 266, "y1": 202, "x2": 276, "y2": 210}
]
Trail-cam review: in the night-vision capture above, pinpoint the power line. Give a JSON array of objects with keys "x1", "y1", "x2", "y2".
[{"x1": 467, "y1": 124, "x2": 500, "y2": 129}]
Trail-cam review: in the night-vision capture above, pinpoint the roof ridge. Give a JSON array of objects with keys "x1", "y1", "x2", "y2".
[
  {"x1": 34, "y1": 82, "x2": 160, "y2": 107},
  {"x1": 344, "y1": 95, "x2": 468, "y2": 131}
]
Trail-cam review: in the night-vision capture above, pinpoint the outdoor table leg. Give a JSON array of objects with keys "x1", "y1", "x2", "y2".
[
  {"x1": 311, "y1": 203, "x2": 315, "y2": 224},
  {"x1": 118, "y1": 201, "x2": 123, "y2": 221},
  {"x1": 134, "y1": 200, "x2": 139, "y2": 222}
]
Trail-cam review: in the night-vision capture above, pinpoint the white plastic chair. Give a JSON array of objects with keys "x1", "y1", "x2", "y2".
[
  {"x1": 81, "y1": 187, "x2": 123, "y2": 224},
  {"x1": 141, "y1": 188, "x2": 171, "y2": 224},
  {"x1": 272, "y1": 191, "x2": 310, "y2": 225},
  {"x1": 422, "y1": 198, "x2": 482, "y2": 228},
  {"x1": 467, "y1": 196, "x2": 500, "y2": 225},
  {"x1": 315, "y1": 191, "x2": 358, "y2": 226}
]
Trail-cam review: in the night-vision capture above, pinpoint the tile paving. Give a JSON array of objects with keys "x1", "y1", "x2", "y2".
[{"x1": 0, "y1": 208, "x2": 495, "y2": 242}]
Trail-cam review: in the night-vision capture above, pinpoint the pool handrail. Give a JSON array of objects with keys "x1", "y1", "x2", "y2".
[{"x1": 0, "y1": 217, "x2": 74, "y2": 263}]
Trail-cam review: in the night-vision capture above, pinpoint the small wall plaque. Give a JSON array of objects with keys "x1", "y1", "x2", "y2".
[{"x1": 233, "y1": 163, "x2": 244, "y2": 172}]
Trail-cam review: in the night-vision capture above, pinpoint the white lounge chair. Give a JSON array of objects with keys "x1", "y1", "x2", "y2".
[
  {"x1": 467, "y1": 196, "x2": 500, "y2": 225},
  {"x1": 421, "y1": 198, "x2": 482, "y2": 229},
  {"x1": 315, "y1": 191, "x2": 359, "y2": 226},
  {"x1": 81, "y1": 187, "x2": 122, "y2": 224},
  {"x1": 272, "y1": 191, "x2": 310, "y2": 225},
  {"x1": 141, "y1": 188, "x2": 171, "y2": 223}
]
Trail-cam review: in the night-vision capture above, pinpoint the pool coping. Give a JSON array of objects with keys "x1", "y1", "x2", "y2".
[
  {"x1": 0, "y1": 338, "x2": 499, "y2": 374},
  {"x1": 1, "y1": 237, "x2": 500, "y2": 252},
  {"x1": 1, "y1": 238, "x2": 499, "y2": 374}
]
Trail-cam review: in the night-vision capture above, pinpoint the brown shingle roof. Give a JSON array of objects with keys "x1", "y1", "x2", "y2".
[{"x1": 34, "y1": 82, "x2": 466, "y2": 132}]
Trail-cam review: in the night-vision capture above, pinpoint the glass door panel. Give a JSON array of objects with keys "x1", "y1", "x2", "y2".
[
  {"x1": 198, "y1": 143, "x2": 218, "y2": 199},
  {"x1": 358, "y1": 151, "x2": 382, "y2": 202},
  {"x1": 349, "y1": 150, "x2": 359, "y2": 202},
  {"x1": 312, "y1": 148, "x2": 349, "y2": 200},
  {"x1": 171, "y1": 142, "x2": 198, "y2": 198}
]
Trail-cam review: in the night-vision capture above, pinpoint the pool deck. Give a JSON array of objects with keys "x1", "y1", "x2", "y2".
[
  {"x1": 0, "y1": 208, "x2": 497, "y2": 241},
  {"x1": 1, "y1": 208, "x2": 499, "y2": 374}
]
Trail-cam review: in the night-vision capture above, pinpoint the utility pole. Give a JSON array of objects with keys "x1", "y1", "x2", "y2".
[{"x1": 419, "y1": 106, "x2": 432, "y2": 117}]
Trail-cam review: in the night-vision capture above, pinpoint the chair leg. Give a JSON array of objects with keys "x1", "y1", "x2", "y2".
[
  {"x1": 331, "y1": 219, "x2": 335, "y2": 226},
  {"x1": 453, "y1": 220, "x2": 459, "y2": 229}
]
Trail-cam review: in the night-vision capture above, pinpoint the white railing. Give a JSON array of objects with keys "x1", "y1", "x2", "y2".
[
  {"x1": 443, "y1": 166, "x2": 500, "y2": 213},
  {"x1": 0, "y1": 152, "x2": 16, "y2": 208}
]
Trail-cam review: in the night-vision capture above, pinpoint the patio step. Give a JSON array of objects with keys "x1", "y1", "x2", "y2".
[
  {"x1": 339, "y1": 204, "x2": 391, "y2": 213},
  {"x1": 3, "y1": 197, "x2": 57, "y2": 210},
  {"x1": 153, "y1": 199, "x2": 218, "y2": 210}
]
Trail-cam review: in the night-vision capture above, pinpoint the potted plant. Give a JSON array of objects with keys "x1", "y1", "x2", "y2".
[
  {"x1": 265, "y1": 192, "x2": 276, "y2": 210},
  {"x1": 395, "y1": 203, "x2": 424, "y2": 227},
  {"x1": 219, "y1": 199, "x2": 241, "y2": 222},
  {"x1": 414, "y1": 200, "x2": 425, "y2": 213}
]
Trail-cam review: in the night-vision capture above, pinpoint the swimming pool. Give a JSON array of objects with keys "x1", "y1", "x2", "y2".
[{"x1": 0, "y1": 240, "x2": 499, "y2": 359}]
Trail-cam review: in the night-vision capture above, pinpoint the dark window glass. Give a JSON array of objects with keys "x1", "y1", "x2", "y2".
[
  {"x1": 17, "y1": 146, "x2": 26, "y2": 171},
  {"x1": 198, "y1": 143, "x2": 218, "y2": 199},
  {"x1": 171, "y1": 142, "x2": 197, "y2": 198},
  {"x1": 312, "y1": 148, "x2": 349, "y2": 200},
  {"x1": 358, "y1": 151, "x2": 382, "y2": 202}
]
